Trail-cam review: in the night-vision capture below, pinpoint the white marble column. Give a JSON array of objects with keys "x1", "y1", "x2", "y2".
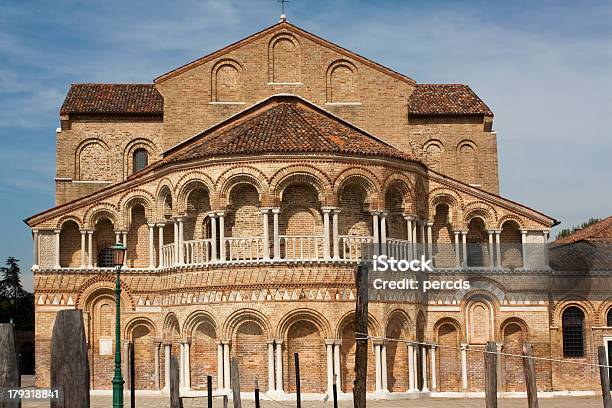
[
  {"x1": 164, "y1": 343, "x2": 171, "y2": 391},
  {"x1": 217, "y1": 342, "x2": 224, "y2": 389},
  {"x1": 261, "y1": 209, "x2": 270, "y2": 260},
  {"x1": 122, "y1": 231, "x2": 128, "y2": 268},
  {"x1": 412, "y1": 221, "x2": 419, "y2": 257},
  {"x1": 173, "y1": 220, "x2": 179, "y2": 265},
  {"x1": 461, "y1": 231, "x2": 468, "y2": 267},
  {"x1": 267, "y1": 341, "x2": 275, "y2": 392},
  {"x1": 420, "y1": 221, "x2": 426, "y2": 258},
  {"x1": 54, "y1": 229, "x2": 61, "y2": 269},
  {"x1": 380, "y1": 212, "x2": 388, "y2": 254},
  {"x1": 543, "y1": 230, "x2": 550, "y2": 268},
  {"x1": 275, "y1": 340, "x2": 283, "y2": 392},
  {"x1": 177, "y1": 218, "x2": 184, "y2": 265},
  {"x1": 332, "y1": 209, "x2": 341, "y2": 259},
  {"x1": 184, "y1": 340, "x2": 191, "y2": 389},
  {"x1": 323, "y1": 208, "x2": 331, "y2": 259},
  {"x1": 454, "y1": 231, "x2": 461, "y2": 268},
  {"x1": 218, "y1": 212, "x2": 225, "y2": 262},
  {"x1": 148, "y1": 224, "x2": 156, "y2": 269},
  {"x1": 154, "y1": 341, "x2": 161, "y2": 390},
  {"x1": 333, "y1": 341, "x2": 342, "y2": 392},
  {"x1": 374, "y1": 342, "x2": 382, "y2": 391},
  {"x1": 157, "y1": 224, "x2": 165, "y2": 268},
  {"x1": 520, "y1": 230, "x2": 528, "y2": 269},
  {"x1": 223, "y1": 341, "x2": 231, "y2": 390},
  {"x1": 371, "y1": 211, "x2": 380, "y2": 244},
  {"x1": 32, "y1": 229, "x2": 39, "y2": 270},
  {"x1": 426, "y1": 222, "x2": 434, "y2": 260},
  {"x1": 325, "y1": 340, "x2": 334, "y2": 395},
  {"x1": 115, "y1": 231, "x2": 121, "y2": 243},
  {"x1": 460, "y1": 344, "x2": 468, "y2": 390},
  {"x1": 179, "y1": 342, "x2": 185, "y2": 388},
  {"x1": 495, "y1": 229, "x2": 502, "y2": 269},
  {"x1": 421, "y1": 345, "x2": 429, "y2": 392},
  {"x1": 487, "y1": 230, "x2": 495, "y2": 267},
  {"x1": 209, "y1": 213, "x2": 217, "y2": 261},
  {"x1": 80, "y1": 229, "x2": 86, "y2": 268},
  {"x1": 407, "y1": 343, "x2": 417, "y2": 392},
  {"x1": 381, "y1": 342, "x2": 388, "y2": 391},
  {"x1": 272, "y1": 208, "x2": 281, "y2": 260},
  {"x1": 87, "y1": 230, "x2": 93, "y2": 268},
  {"x1": 430, "y1": 345, "x2": 437, "y2": 392}
]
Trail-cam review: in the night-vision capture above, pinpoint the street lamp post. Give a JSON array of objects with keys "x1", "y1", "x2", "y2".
[{"x1": 111, "y1": 242, "x2": 127, "y2": 408}]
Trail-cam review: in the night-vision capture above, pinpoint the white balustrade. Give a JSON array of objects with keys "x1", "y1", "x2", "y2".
[
  {"x1": 280, "y1": 235, "x2": 324, "y2": 260},
  {"x1": 339, "y1": 235, "x2": 374, "y2": 261},
  {"x1": 386, "y1": 238, "x2": 412, "y2": 260},
  {"x1": 182, "y1": 239, "x2": 213, "y2": 265},
  {"x1": 224, "y1": 237, "x2": 264, "y2": 262},
  {"x1": 161, "y1": 243, "x2": 175, "y2": 267}
]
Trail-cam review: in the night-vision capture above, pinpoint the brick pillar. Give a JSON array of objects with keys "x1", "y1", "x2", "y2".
[{"x1": 154, "y1": 341, "x2": 161, "y2": 390}]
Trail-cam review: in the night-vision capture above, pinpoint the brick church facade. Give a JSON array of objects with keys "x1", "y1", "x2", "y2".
[{"x1": 25, "y1": 20, "x2": 610, "y2": 397}]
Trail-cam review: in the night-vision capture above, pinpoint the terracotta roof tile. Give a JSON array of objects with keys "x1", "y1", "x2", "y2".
[
  {"x1": 60, "y1": 84, "x2": 163, "y2": 115},
  {"x1": 552, "y1": 216, "x2": 612, "y2": 246},
  {"x1": 409, "y1": 84, "x2": 493, "y2": 116},
  {"x1": 154, "y1": 95, "x2": 418, "y2": 170}
]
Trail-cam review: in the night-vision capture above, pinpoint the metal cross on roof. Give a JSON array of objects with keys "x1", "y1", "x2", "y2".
[{"x1": 277, "y1": 0, "x2": 290, "y2": 20}]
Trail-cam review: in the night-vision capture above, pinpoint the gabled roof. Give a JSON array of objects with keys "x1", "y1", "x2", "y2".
[
  {"x1": 60, "y1": 84, "x2": 163, "y2": 115},
  {"x1": 408, "y1": 84, "x2": 493, "y2": 117},
  {"x1": 552, "y1": 216, "x2": 612, "y2": 246},
  {"x1": 154, "y1": 20, "x2": 415, "y2": 85},
  {"x1": 142, "y1": 94, "x2": 418, "y2": 174}
]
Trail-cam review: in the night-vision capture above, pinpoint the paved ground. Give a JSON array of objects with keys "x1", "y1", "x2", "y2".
[
  {"x1": 19, "y1": 395, "x2": 606, "y2": 408},
  {"x1": 18, "y1": 377, "x2": 605, "y2": 407}
]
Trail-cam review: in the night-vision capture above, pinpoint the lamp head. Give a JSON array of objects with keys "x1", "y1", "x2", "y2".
[{"x1": 111, "y1": 242, "x2": 127, "y2": 267}]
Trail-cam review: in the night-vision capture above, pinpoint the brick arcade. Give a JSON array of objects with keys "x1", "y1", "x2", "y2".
[{"x1": 25, "y1": 19, "x2": 610, "y2": 398}]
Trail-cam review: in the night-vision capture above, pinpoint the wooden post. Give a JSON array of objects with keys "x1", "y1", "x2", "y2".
[
  {"x1": 50, "y1": 309, "x2": 90, "y2": 408},
  {"x1": 0, "y1": 323, "x2": 20, "y2": 408},
  {"x1": 169, "y1": 356, "x2": 182, "y2": 408},
  {"x1": 353, "y1": 263, "x2": 368, "y2": 408},
  {"x1": 598, "y1": 346, "x2": 612, "y2": 408},
  {"x1": 130, "y1": 342, "x2": 135, "y2": 408},
  {"x1": 522, "y1": 343, "x2": 539, "y2": 408},
  {"x1": 207, "y1": 375, "x2": 213, "y2": 408},
  {"x1": 230, "y1": 357, "x2": 241, "y2": 408},
  {"x1": 254, "y1": 378, "x2": 260, "y2": 408},
  {"x1": 484, "y1": 341, "x2": 497, "y2": 408},
  {"x1": 294, "y1": 353, "x2": 301, "y2": 408}
]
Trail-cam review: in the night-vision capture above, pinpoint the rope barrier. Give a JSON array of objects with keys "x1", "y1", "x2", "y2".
[{"x1": 355, "y1": 332, "x2": 612, "y2": 369}]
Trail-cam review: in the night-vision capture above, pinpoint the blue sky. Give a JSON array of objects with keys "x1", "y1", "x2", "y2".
[{"x1": 1, "y1": 0, "x2": 611, "y2": 291}]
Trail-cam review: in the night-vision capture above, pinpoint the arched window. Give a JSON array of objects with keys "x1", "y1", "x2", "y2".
[
  {"x1": 607, "y1": 308, "x2": 612, "y2": 327},
  {"x1": 562, "y1": 306, "x2": 585, "y2": 357},
  {"x1": 133, "y1": 149, "x2": 148, "y2": 173}
]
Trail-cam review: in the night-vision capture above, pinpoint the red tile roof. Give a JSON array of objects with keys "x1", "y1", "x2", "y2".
[
  {"x1": 151, "y1": 95, "x2": 419, "y2": 171},
  {"x1": 409, "y1": 84, "x2": 493, "y2": 116},
  {"x1": 60, "y1": 84, "x2": 163, "y2": 115},
  {"x1": 552, "y1": 216, "x2": 612, "y2": 246}
]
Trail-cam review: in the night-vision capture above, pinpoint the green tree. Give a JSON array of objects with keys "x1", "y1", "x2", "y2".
[
  {"x1": 556, "y1": 217, "x2": 602, "y2": 240},
  {"x1": 0, "y1": 257, "x2": 26, "y2": 324}
]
